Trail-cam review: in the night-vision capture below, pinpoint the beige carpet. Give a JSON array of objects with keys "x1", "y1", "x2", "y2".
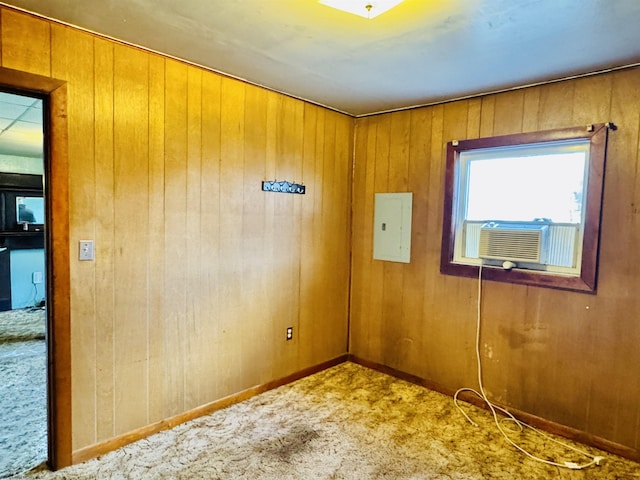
[
  {"x1": 0, "y1": 308, "x2": 47, "y2": 478},
  {"x1": 12, "y1": 362, "x2": 640, "y2": 479},
  {"x1": 0, "y1": 308, "x2": 46, "y2": 343}
]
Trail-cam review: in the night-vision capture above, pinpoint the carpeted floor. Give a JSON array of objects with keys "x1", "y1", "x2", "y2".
[
  {"x1": 11, "y1": 361, "x2": 640, "y2": 479},
  {"x1": 0, "y1": 308, "x2": 46, "y2": 343},
  {"x1": 0, "y1": 308, "x2": 48, "y2": 479}
]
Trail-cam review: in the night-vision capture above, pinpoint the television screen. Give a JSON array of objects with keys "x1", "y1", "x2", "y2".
[{"x1": 16, "y1": 196, "x2": 44, "y2": 224}]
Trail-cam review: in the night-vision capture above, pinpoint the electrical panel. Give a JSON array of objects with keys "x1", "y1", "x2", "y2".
[{"x1": 373, "y1": 192, "x2": 412, "y2": 263}]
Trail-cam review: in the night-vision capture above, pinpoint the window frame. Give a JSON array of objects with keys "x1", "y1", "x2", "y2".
[{"x1": 440, "y1": 124, "x2": 609, "y2": 293}]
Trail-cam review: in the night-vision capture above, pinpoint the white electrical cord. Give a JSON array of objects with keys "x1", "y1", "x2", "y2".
[
  {"x1": 453, "y1": 263, "x2": 604, "y2": 470},
  {"x1": 30, "y1": 282, "x2": 39, "y2": 307}
]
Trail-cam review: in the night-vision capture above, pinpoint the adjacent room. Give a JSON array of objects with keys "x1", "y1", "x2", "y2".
[
  {"x1": 0, "y1": 0, "x2": 639, "y2": 478},
  {"x1": 0, "y1": 91, "x2": 47, "y2": 478}
]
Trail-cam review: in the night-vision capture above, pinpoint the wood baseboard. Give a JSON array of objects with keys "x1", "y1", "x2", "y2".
[
  {"x1": 348, "y1": 355, "x2": 640, "y2": 464},
  {"x1": 72, "y1": 354, "x2": 348, "y2": 465}
]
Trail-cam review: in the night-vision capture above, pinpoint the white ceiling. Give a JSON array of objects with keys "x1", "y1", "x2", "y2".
[
  {"x1": 1, "y1": 0, "x2": 640, "y2": 117},
  {"x1": 0, "y1": 92, "x2": 43, "y2": 158}
]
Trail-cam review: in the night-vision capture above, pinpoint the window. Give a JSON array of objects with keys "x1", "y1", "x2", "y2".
[{"x1": 440, "y1": 124, "x2": 611, "y2": 292}]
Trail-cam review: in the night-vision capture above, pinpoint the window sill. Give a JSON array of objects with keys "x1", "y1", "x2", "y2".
[{"x1": 440, "y1": 261, "x2": 597, "y2": 293}]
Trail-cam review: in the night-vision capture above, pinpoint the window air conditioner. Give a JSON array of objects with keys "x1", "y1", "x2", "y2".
[{"x1": 479, "y1": 222, "x2": 549, "y2": 264}]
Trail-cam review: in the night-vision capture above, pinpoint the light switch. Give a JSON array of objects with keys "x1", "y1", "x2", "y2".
[
  {"x1": 373, "y1": 192, "x2": 412, "y2": 263},
  {"x1": 79, "y1": 240, "x2": 95, "y2": 261}
]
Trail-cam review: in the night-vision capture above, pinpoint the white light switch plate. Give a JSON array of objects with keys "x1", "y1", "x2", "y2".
[{"x1": 79, "y1": 240, "x2": 95, "y2": 261}]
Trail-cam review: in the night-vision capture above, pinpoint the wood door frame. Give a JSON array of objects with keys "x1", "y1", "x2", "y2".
[{"x1": 0, "y1": 66, "x2": 72, "y2": 469}]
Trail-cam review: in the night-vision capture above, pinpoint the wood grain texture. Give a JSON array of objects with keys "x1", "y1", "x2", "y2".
[
  {"x1": 93, "y1": 37, "x2": 116, "y2": 442},
  {"x1": 0, "y1": 5, "x2": 352, "y2": 462},
  {"x1": 184, "y1": 66, "x2": 204, "y2": 412},
  {"x1": 46, "y1": 82, "x2": 72, "y2": 470},
  {"x1": 0, "y1": 9, "x2": 50, "y2": 76},
  {"x1": 112, "y1": 43, "x2": 150, "y2": 435},
  {"x1": 147, "y1": 53, "x2": 167, "y2": 425},
  {"x1": 0, "y1": 48, "x2": 73, "y2": 471},
  {"x1": 50, "y1": 23, "x2": 97, "y2": 452},
  {"x1": 350, "y1": 68, "x2": 640, "y2": 455},
  {"x1": 6, "y1": 2, "x2": 639, "y2": 465},
  {"x1": 162, "y1": 58, "x2": 189, "y2": 419}
]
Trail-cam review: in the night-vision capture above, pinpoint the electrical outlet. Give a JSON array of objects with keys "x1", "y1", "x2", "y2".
[
  {"x1": 32, "y1": 271, "x2": 43, "y2": 284},
  {"x1": 286, "y1": 327, "x2": 293, "y2": 340}
]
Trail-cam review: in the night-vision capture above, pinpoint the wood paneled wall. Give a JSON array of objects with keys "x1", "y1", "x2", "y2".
[
  {"x1": 351, "y1": 67, "x2": 640, "y2": 453},
  {"x1": 3, "y1": 2, "x2": 639, "y2": 463},
  {"x1": 0, "y1": 8, "x2": 353, "y2": 453}
]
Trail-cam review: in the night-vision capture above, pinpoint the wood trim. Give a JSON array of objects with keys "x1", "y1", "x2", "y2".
[
  {"x1": 0, "y1": 66, "x2": 63, "y2": 93},
  {"x1": 72, "y1": 354, "x2": 349, "y2": 464},
  {"x1": 47, "y1": 83, "x2": 71, "y2": 469},
  {"x1": 0, "y1": 66, "x2": 72, "y2": 469},
  {"x1": 348, "y1": 355, "x2": 640, "y2": 463},
  {"x1": 440, "y1": 124, "x2": 610, "y2": 293}
]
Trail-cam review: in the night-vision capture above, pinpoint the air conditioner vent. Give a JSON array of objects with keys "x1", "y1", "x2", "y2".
[{"x1": 479, "y1": 223, "x2": 549, "y2": 264}]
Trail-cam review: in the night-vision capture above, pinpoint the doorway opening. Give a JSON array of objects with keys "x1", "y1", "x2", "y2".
[{"x1": 0, "y1": 90, "x2": 48, "y2": 478}]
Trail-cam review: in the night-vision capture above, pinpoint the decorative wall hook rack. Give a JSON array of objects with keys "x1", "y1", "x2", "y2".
[{"x1": 262, "y1": 180, "x2": 305, "y2": 195}]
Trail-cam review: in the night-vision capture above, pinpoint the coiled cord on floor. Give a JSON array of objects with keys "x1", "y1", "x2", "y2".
[{"x1": 453, "y1": 263, "x2": 604, "y2": 470}]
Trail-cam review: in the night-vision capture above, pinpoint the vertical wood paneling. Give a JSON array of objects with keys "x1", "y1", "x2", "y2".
[
  {"x1": 311, "y1": 108, "x2": 332, "y2": 361},
  {"x1": 198, "y1": 72, "x2": 222, "y2": 403},
  {"x1": 299, "y1": 103, "x2": 319, "y2": 368},
  {"x1": 381, "y1": 111, "x2": 410, "y2": 368},
  {"x1": 349, "y1": 116, "x2": 368, "y2": 356},
  {"x1": 218, "y1": 76, "x2": 246, "y2": 395},
  {"x1": 50, "y1": 24, "x2": 97, "y2": 450},
  {"x1": 261, "y1": 90, "x2": 279, "y2": 378},
  {"x1": 271, "y1": 95, "x2": 304, "y2": 377},
  {"x1": 492, "y1": 90, "x2": 524, "y2": 135},
  {"x1": 308, "y1": 110, "x2": 351, "y2": 361},
  {"x1": 428, "y1": 101, "x2": 476, "y2": 388},
  {"x1": 315, "y1": 108, "x2": 344, "y2": 359},
  {"x1": 1, "y1": 6, "x2": 353, "y2": 461},
  {"x1": 369, "y1": 115, "x2": 391, "y2": 360},
  {"x1": 163, "y1": 59, "x2": 188, "y2": 417},
  {"x1": 328, "y1": 113, "x2": 352, "y2": 356},
  {"x1": 421, "y1": 103, "x2": 444, "y2": 382},
  {"x1": 363, "y1": 115, "x2": 379, "y2": 360},
  {"x1": 351, "y1": 69, "x2": 640, "y2": 454},
  {"x1": 242, "y1": 84, "x2": 269, "y2": 386},
  {"x1": 587, "y1": 69, "x2": 640, "y2": 448},
  {"x1": 112, "y1": 44, "x2": 149, "y2": 435},
  {"x1": 93, "y1": 37, "x2": 115, "y2": 441},
  {"x1": 316, "y1": 110, "x2": 338, "y2": 359},
  {"x1": 466, "y1": 98, "x2": 482, "y2": 139},
  {"x1": 537, "y1": 81, "x2": 575, "y2": 131},
  {"x1": 522, "y1": 88, "x2": 540, "y2": 132},
  {"x1": 479, "y1": 95, "x2": 495, "y2": 138},
  {"x1": 402, "y1": 108, "x2": 431, "y2": 375},
  {"x1": 537, "y1": 75, "x2": 614, "y2": 430},
  {"x1": 1, "y1": 10, "x2": 50, "y2": 75},
  {"x1": 184, "y1": 66, "x2": 203, "y2": 411},
  {"x1": 147, "y1": 53, "x2": 166, "y2": 424},
  {"x1": 6, "y1": 1, "x2": 640, "y2": 459}
]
